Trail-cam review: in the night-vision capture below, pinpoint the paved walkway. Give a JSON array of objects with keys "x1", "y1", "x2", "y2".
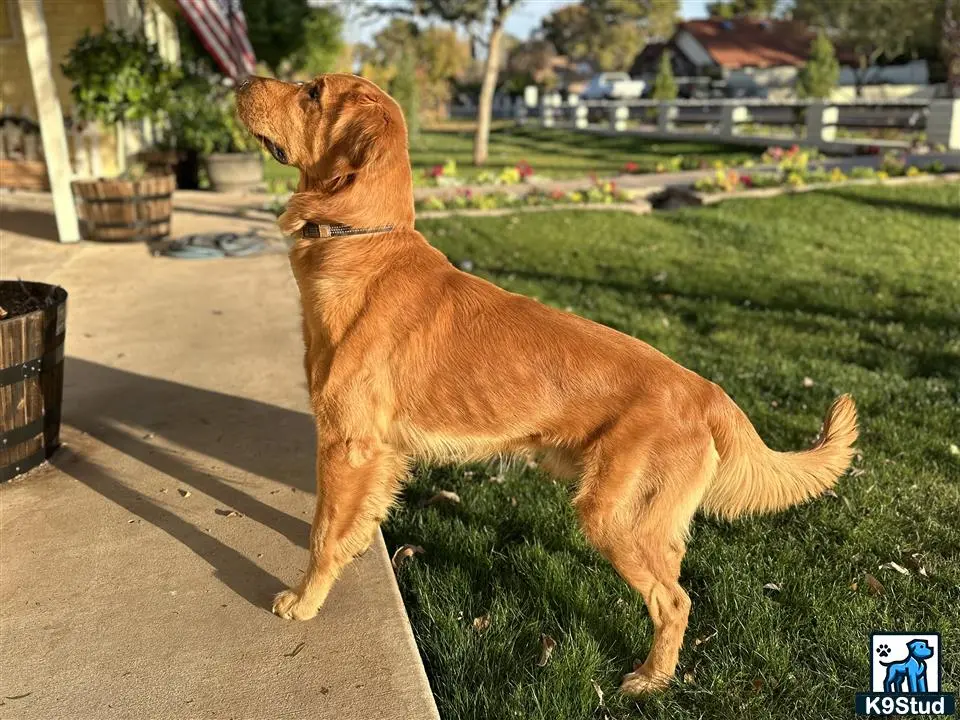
[{"x1": 0, "y1": 194, "x2": 439, "y2": 720}]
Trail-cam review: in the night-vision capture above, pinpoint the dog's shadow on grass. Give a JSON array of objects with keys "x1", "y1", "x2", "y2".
[{"x1": 55, "y1": 357, "x2": 316, "y2": 608}]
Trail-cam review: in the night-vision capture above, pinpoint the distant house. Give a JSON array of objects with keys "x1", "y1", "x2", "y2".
[{"x1": 630, "y1": 18, "x2": 929, "y2": 98}]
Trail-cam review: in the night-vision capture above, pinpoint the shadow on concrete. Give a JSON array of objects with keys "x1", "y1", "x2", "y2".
[
  {"x1": 58, "y1": 358, "x2": 317, "y2": 604},
  {"x1": 53, "y1": 446, "x2": 288, "y2": 610},
  {"x1": 0, "y1": 206, "x2": 59, "y2": 242}
]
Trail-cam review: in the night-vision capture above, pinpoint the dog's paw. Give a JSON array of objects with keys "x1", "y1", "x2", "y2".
[
  {"x1": 620, "y1": 667, "x2": 672, "y2": 695},
  {"x1": 272, "y1": 589, "x2": 319, "y2": 621}
]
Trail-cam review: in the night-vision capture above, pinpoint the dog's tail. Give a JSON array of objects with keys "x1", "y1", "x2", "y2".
[{"x1": 700, "y1": 389, "x2": 858, "y2": 519}]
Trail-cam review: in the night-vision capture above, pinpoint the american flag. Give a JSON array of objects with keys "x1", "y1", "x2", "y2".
[{"x1": 176, "y1": 0, "x2": 257, "y2": 80}]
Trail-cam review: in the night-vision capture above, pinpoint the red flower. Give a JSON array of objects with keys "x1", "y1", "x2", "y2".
[
  {"x1": 516, "y1": 160, "x2": 533, "y2": 178},
  {"x1": 624, "y1": 161, "x2": 639, "y2": 173},
  {"x1": 462, "y1": 189, "x2": 473, "y2": 199},
  {"x1": 740, "y1": 174, "x2": 753, "y2": 187},
  {"x1": 429, "y1": 164, "x2": 445, "y2": 178},
  {"x1": 788, "y1": 144, "x2": 800, "y2": 155},
  {"x1": 550, "y1": 189, "x2": 565, "y2": 200}
]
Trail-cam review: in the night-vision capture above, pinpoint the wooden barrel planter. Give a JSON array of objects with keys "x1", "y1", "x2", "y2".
[
  {"x1": 0, "y1": 281, "x2": 67, "y2": 482},
  {"x1": 73, "y1": 173, "x2": 175, "y2": 242}
]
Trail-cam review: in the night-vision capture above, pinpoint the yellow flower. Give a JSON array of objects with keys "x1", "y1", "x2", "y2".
[
  {"x1": 906, "y1": 166, "x2": 921, "y2": 177},
  {"x1": 877, "y1": 171, "x2": 889, "y2": 181}
]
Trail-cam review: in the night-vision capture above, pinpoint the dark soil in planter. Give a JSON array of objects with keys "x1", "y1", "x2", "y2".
[{"x1": 0, "y1": 281, "x2": 64, "y2": 318}]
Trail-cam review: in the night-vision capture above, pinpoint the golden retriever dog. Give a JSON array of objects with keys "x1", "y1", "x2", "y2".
[{"x1": 236, "y1": 74, "x2": 858, "y2": 694}]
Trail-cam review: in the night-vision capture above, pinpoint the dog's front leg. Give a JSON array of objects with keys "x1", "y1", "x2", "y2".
[{"x1": 273, "y1": 433, "x2": 405, "y2": 620}]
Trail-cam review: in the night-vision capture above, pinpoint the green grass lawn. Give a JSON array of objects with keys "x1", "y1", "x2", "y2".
[
  {"x1": 263, "y1": 125, "x2": 761, "y2": 187},
  {"x1": 381, "y1": 182, "x2": 960, "y2": 720}
]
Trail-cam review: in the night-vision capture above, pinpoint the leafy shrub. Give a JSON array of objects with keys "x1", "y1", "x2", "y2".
[{"x1": 62, "y1": 26, "x2": 176, "y2": 125}]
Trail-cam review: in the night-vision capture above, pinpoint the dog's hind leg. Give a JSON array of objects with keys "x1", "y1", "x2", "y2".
[
  {"x1": 574, "y1": 422, "x2": 718, "y2": 695},
  {"x1": 273, "y1": 433, "x2": 407, "y2": 620}
]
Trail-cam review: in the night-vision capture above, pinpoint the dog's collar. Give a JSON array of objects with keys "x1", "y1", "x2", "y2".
[{"x1": 300, "y1": 222, "x2": 394, "y2": 240}]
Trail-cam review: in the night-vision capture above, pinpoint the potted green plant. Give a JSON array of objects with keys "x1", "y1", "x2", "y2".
[
  {"x1": 62, "y1": 26, "x2": 178, "y2": 241},
  {"x1": 161, "y1": 74, "x2": 263, "y2": 192},
  {"x1": 204, "y1": 101, "x2": 264, "y2": 193}
]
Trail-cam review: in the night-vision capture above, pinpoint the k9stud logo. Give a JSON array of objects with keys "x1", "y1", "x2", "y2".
[{"x1": 856, "y1": 632, "x2": 955, "y2": 716}]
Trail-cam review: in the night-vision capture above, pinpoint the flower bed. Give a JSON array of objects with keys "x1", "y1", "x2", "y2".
[
  {"x1": 417, "y1": 159, "x2": 544, "y2": 188},
  {"x1": 414, "y1": 180, "x2": 633, "y2": 213},
  {"x1": 621, "y1": 152, "x2": 756, "y2": 175},
  {"x1": 693, "y1": 146, "x2": 949, "y2": 194}
]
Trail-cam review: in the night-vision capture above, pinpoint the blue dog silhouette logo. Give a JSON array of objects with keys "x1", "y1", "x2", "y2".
[
  {"x1": 856, "y1": 632, "x2": 955, "y2": 716},
  {"x1": 880, "y1": 638, "x2": 935, "y2": 693}
]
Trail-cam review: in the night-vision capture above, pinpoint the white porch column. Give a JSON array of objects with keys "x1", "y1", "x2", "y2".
[
  {"x1": 19, "y1": 0, "x2": 80, "y2": 243},
  {"x1": 928, "y1": 100, "x2": 960, "y2": 150}
]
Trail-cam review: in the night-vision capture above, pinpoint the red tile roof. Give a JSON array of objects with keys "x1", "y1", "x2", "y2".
[{"x1": 678, "y1": 18, "x2": 855, "y2": 69}]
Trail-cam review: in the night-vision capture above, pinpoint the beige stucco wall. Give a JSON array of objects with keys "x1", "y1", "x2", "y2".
[{"x1": 0, "y1": 0, "x2": 180, "y2": 177}]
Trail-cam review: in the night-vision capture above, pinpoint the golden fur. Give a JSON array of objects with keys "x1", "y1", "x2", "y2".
[{"x1": 236, "y1": 74, "x2": 859, "y2": 694}]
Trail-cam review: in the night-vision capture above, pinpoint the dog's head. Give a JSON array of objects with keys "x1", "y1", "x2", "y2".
[
  {"x1": 907, "y1": 639, "x2": 934, "y2": 660},
  {"x1": 236, "y1": 73, "x2": 414, "y2": 232}
]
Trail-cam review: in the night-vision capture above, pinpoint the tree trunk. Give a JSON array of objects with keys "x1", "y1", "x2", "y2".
[{"x1": 473, "y1": 15, "x2": 506, "y2": 166}]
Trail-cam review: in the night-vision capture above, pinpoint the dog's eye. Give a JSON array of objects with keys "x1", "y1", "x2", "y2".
[{"x1": 307, "y1": 84, "x2": 321, "y2": 101}]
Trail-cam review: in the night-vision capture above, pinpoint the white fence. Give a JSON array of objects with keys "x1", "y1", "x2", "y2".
[{"x1": 520, "y1": 92, "x2": 960, "y2": 153}]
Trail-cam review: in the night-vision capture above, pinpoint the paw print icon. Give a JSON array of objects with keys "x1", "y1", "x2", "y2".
[{"x1": 876, "y1": 643, "x2": 892, "y2": 658}]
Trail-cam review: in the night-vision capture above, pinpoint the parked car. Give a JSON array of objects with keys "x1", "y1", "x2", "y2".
[{"x1": 581, "y1": 72, "x2": 646, "y2": 100}]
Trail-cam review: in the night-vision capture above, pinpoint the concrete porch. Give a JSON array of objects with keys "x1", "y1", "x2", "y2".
[{"x1": 0, "y1": 192, "x2": 439, "y2": 719}]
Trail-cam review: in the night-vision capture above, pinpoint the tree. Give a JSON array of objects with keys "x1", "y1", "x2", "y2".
[
  {"x1": 371, "y1": 0, "x2": 523, "y2": 166},
  {"x1": 651, "y1": 50, "x2": 678, "y2": 100},
  {"x1": 792, "y1": 0, "x2": 939, "y2": 94},
  {"x1": 505, "y1": 39, "x2": 558, "y2": 90},
  {"x1": 705, "y1": 0, "x2": 779, "y2": 18},
  {"x1": 943, "y1": 0, "x2": 960, "y2": 96},
  {"x1": 391, "y1": 52, "x2": 421, "y2": 143},
  {"x1": 796, "y1": 31, "x2": 839, "y2": 99},
  {"x1": 541, "y1": 0, "x2": 678, "y2": 72},
  {"x1": 280, "y1": 7, "x2": 345, "y2": 80},
  {"x1": 242, "y1": 0, "x2": 312, "y2": 76}
]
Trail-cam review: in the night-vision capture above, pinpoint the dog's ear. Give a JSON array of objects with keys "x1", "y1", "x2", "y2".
[{"x1": 318, "y1": 95, "x2": 388, "y2": 192}]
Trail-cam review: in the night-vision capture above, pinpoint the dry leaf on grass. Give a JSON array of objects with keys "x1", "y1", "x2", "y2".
[
  {"x1": 683, "y1": 671, "x2": 695, "y2": 684},
  {"x1": 391, "y1": 544, "x2": 425, "y2": 570},
  {"x1": 487, "y1": 474, "x2": 506, "y2": 484},
  {"x1": 823, "y1": 488, "x2": 839, "y2": 498},
  {"x1": 864, "y1": 574, "x2": 884, "y2": 595},
  {"x1": 802, "y1": 377, "x2": 815, "y2": 388},
  {"x1": 949, "y1": 443, "x2": 960, "y2": 457},
  {"x1": 472, "y1": 615, "x2": 491, "y2": 634},
  {"x1": 879, "y1": 561, "x2": 910, "y2": 575},
  {"x1": 762, "y1": 582, "x2": 782, "y2": 592},
  {"x1": 215, "y1": 509, "x2": 243, "y2": 518},
  {"x1": 752, "y1": 678, "x2": 765, "y2": 692},
  {"x1": 590, "y1": 679, "x2": 605, "y2": 708},
  {"x1": 537, "y1": 634, "x2": 557, "y2": 667},
  {"x1": 423, "y1": 490, "x2": 461, "y2": 507},
  {"x1": 694, "y1": 629, "x2": 718, "y2": 646},
  {"x1": 848, "y1": 467, "x2": 867, "y2": 477},
  {"x1": 906, "y1": 553, "x2": 930, "y2": 577}
]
